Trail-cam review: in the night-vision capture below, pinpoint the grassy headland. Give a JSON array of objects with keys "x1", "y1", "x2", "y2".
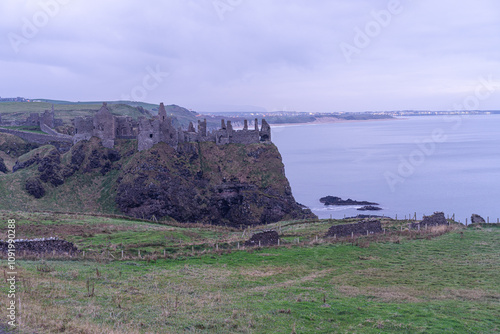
[{"x1": 0, "y1": 211, "x2": 498, "y2": 333}]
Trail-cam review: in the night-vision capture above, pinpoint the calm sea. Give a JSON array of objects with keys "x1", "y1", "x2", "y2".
[{"x1": 272, "y1": 115, "x2": 500, "y2": 224}]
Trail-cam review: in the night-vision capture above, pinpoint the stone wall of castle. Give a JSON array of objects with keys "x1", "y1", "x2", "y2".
[
  {"x1": 0, "y1": 105, "x2": 62, "y2": 129},
  {"x1": 0, "y1": 127, "x2": 72, "y2": 152},
  {"x1": 134, "y1": 102, "x2": 272, "y2": 151},
  {"x1": 6, "y1": 102, "x2": 272, "y2": 152}
]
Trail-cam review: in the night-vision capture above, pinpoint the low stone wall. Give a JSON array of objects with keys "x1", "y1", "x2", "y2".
[
  {"x1": 40, "y1": 123, "x2": 72, "y2": 139},
  {"x1": 0, "y1": 127, "x2": 72, "y2": 152},
  {"x1": 0, "y1": 238, "x2": 78, "y2": 255},
  {"x1": 410, "y1": 212, "x2": 448, "y2": 229},
  {"x1": 245, "y1": 230, "x2": 279, "y2": 247},
  {"x1": 325, "y1": 220, "x2": 383, "y2": 238}
]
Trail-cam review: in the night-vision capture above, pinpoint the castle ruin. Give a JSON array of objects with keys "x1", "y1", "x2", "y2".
[
  {"x1": 73, "y1": 102, "x2": 272, "y2": 150},
  {"x1": 0, "y1": 104, "x2": 63, "y2": 129}
]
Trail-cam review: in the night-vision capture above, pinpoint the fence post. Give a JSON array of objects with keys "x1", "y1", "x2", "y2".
[
  {"x1": 237, "y1": 242, "x2": 240, "y2": 250},
  {"x1": 121, "y1": 250, "x2": 124, "y2": 259},
  {"x1": 351, "y1": 232, "x2": 354, "y2": 239},
  {"x1": 138, "y1": 250, "x2": 141, "y2": 258},
  {"x1": 487, "y1": 217, "x2": 489, "y2": 223},
  {"x1": 258, "y1": 241, "x2": 261, "y2": 247},
  {"x1": 466, "y1": 218, "x2": 468, "y2": 227},
  {"x1": 278, "y1": 239, "x2": 280, "y2": 246}
]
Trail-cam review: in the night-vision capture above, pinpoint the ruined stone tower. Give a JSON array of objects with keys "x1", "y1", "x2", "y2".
[{"x1": 73, "y1": 102, "x2": 272, "y2": 151}]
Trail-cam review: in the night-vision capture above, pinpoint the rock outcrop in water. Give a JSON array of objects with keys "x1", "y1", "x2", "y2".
[{"x1": 320, "y1": 196, "x2": 378, "y2": 206}]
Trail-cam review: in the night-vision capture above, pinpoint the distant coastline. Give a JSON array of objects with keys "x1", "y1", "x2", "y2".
[{"x1": 271, "y1": 116, "x2": 403, "y2": 127}]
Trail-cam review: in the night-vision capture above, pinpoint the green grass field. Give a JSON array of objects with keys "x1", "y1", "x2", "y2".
[{"x1": 0, "y1": 212, "x2": 498, "y2": 333}]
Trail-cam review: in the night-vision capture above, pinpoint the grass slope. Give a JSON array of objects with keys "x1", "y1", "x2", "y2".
[
  {"x1": 0, "y1": 101, "x2": 197, "y2": 127},
  {"x1": 0, "y1": 211, "x2": 498, "y2": 333}
]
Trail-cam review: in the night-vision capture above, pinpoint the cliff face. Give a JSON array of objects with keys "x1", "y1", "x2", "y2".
[
  {"x1": 1, "y1": 137, "x2": 315, "y2": 226},
  {"x1": 115, "y1": 141, "x2": 315, "y2": 225}
]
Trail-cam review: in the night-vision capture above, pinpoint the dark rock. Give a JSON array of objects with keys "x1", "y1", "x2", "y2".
[
  {"x1": 320, "y1": 196, "x2": 378, "y2": 206},
  {"x1": 70, "y1": 144, "x2": 86, "y2": 167},
  {"x1": 245, "y1": 230, "x2": 279, "y2": 247},
  {"x1": 471, "y1": 214, "x2": 486, "y2": 224},
  {"x1": 115, "y1": 143, "x2": 316, "y2": 226},
  {"x1": 13, "y1": 154, "x2": 40, "y2": 172},
  {"x1": 87, "y1": 149, "x2": 102, "y2": 169},
  {"x1": 325, "y1": 220, "x2": 382, "y2": 238},
  {"x1": 0, "y1": 157, "x2": 7, "y2": 173},
  {"x1": 100, "y1": 161, "x2": 112, "y2": 175},
  {"x1": 357, "y1": 205, "x2": 382, "y2": 211},
  {"x1": 0, "y1": 238, "x2": 78, "y2": 255},
  {"x1": 25, "y1": 177, "x2": 45, "y2": 198},
  {"x1": 38, "y1": 149, "x2": 64, "y2": 186},
  {"x1": 107, "y1": 149, "x2": 121, "y2": 162},
  {"x1": 410, "y1": 212, "x2": 448, "y2": 229}
]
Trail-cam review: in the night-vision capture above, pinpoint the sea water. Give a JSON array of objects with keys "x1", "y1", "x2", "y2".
[{"x1": 272, "y1": 115, "x2": 500, "y2": 223}]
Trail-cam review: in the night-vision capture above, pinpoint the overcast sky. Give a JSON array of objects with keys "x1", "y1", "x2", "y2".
[{"x1": 1, "y1": 0, "x2": 500, "y2": 112}]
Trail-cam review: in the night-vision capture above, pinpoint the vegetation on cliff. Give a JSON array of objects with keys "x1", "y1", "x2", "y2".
[{"x1": 0, "y1": 137, "x2": 314, "y2": 225}]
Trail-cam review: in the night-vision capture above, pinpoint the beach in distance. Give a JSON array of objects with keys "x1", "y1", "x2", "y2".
[{"x1": 272, "y1": 114, "x2": 500, "y2": 224}]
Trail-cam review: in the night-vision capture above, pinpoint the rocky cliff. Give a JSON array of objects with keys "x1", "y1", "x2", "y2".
[
  {"x1": 114, "y1": 141, "x2": 315, "y2": 225},
  {"x1": 0, "y1": 137, "x2": 315, "y2": 226}
]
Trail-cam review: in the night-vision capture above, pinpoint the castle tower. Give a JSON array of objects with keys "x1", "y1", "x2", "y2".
[
  {"x1": 93, "y1": 102, "x2": 116, "y2": 148},
  {"x1": 158, "y1": 102, "x2": 167, "y2": 122},
  {"x1": 198, "y1": 119, "x2": 207, "y2": 137},
  {"x1": 227, "y1": 120, "x2": 233, "y2": 132},
  {"x1": 243, "y1": 120, "x2": 248, "y2": 130},
  {"x1": 259, "y1": 119, "x2": 271, "y2": 142},
  {"x1": 221, "y1": 119, "x2": 226, "y2": 130},
  {"x1": 254, "y1": 118, "x2": 259, "y2": 131}
]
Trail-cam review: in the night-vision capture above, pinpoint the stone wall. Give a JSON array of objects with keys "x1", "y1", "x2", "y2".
[
  {"x1": 2, "y1": 102, "x2": 274, "y2": 152},
  {"x1": 410, "y1": 212, "x2": 448, "y2": 229},
  {"x1": 73, "y1": 116, "x2": 93, "y2": 143},
  {"x1": 325, "y1": 220, "x2": 383, "y2": 238},
  {"x1": 245, "y1": 230, "x2": 280, "y2": 247},
  {"x1": 0, "y1": 238, "x2": 78, "y2": 255},
  {"x1": 0, "y1": 127, "x2": 72, "y2": 152}
]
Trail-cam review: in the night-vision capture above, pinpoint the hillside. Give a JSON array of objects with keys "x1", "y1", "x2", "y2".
[
  {"x1": 0, "y1": 137, "x2": 314, "y2": 226},
  {"x1": 0, "y1": 100, "x2": 198, "y2": 128},
  {"x1": 0, "y1": 211, "x2": 498, "y2": 333}
]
